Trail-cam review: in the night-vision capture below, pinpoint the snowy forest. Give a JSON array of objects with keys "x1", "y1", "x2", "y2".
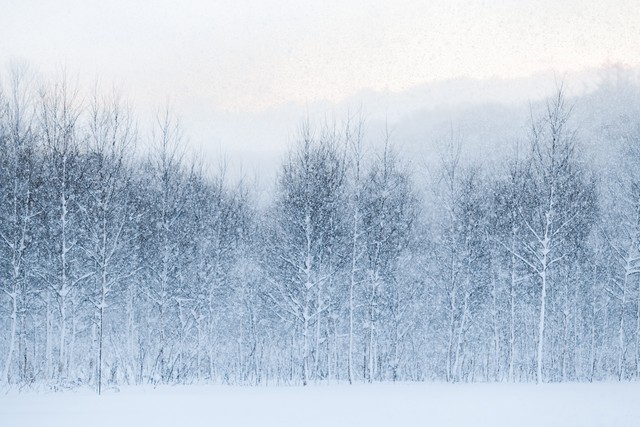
[{"x1": 2, "y1": 69, "x2": 640, "y2": 393}]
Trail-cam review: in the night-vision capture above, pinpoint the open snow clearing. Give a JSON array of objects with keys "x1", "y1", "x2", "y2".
[{"x1": 2, "y1": 382, "x2": 639, "y2": 427}]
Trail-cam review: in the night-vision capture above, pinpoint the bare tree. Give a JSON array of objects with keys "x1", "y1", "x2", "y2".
[
  {"x1": 360, "y1": 138, "x2": 416, "y2": 382},
  {"x1": 507, "y1": 88, "x2": 597, "y2": 383},
  {"x1": 265, "y1": 123, "x2": 345, "y2": 385},
  {"x1": 80, "y1": 88, "x2": 136, "y2": 393},
  {"x1": 38, "y1": 73, "x2": 92, "y2": 380},
  {"x1": 0, "y1": 65, "x2": 40, "y2": 384}
]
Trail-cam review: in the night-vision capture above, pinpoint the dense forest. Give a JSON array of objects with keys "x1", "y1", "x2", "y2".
[{"x1": 1, "y1": 68, "x2": 640, "y2": 393}]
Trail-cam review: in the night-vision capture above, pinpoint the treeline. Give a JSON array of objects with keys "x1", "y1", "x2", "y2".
[{"x1": 1, "y1": 70, "x2": 640, "y2": 391}]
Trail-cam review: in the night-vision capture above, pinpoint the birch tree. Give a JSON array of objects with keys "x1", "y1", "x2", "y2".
[
  {"x1": 360, "y1": 141, "x2": 416, "y2": 381},
  {"x1": 265, "y1": 125, "x2": 345, "y2": 385},
  {"x1": 602, "y1": 122, "x2": 640, "y2": 380},
  {"x1": 80, "y1": 90, "x2": 136, "y2": 393},
  {"x1": 431, "y1": 137, "x2": 492, "y2": 382},
  {"x1": 511, "y1": 88, "x2": 597, "y2": 383},
  {"x1": 138, "y1": 109, "x2": 188, "y2": 383},
  {"x1": 344, "y1": 116, "x2": 366, "y2": 384},
  {"x1": 0, "y1": 66, "x2": 41, "y2": 384},
  {"x1": 490, "y1": 158, "x2": 530, "y2": 382},
  {"x1": 38, "y1": 75, "x2": 91, "y2": 380}
]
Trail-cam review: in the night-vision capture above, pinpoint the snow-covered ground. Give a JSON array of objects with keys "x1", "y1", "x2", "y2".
[{"x1": 1, "y1": 382, "x2": 639, "y2": 426}]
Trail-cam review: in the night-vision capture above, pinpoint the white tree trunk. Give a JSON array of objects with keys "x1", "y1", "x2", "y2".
[
  {"x1": 536, "y1": 233, "x2": 549, "y2": 384},
  {"x1": 508, "y1": 251, "x2": 517, "y2": 382},
  {"x1": 2, "y1": 289, "x2": 18, "y2": 383}
]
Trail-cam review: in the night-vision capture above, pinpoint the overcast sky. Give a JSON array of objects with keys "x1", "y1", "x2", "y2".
[{"x1": 1, "y1": 0, "x2": 639, "y2": 170}]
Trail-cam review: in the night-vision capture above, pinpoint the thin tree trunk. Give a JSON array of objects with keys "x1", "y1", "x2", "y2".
[
  {"x1": 98, "y1": 304, "x2": 104, "y2": 394},
  {"x1": 508, "y1": 251, "x2": 517, "y2": 382},
  {"x1": 537, "y1": 246, "x2": 548, "y2": 384},
  {"x1": 2, "y1": 288, "x2": 18, "y2": 383}
]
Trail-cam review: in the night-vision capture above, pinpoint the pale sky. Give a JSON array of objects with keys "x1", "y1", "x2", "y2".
[{"x1": 1, "y1": 0, "x2": 639, "y2": 167}]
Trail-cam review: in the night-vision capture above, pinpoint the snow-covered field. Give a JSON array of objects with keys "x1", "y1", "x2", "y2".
[{"x1": 2, "y1": 382, "x2": 639, "y2": 426}]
